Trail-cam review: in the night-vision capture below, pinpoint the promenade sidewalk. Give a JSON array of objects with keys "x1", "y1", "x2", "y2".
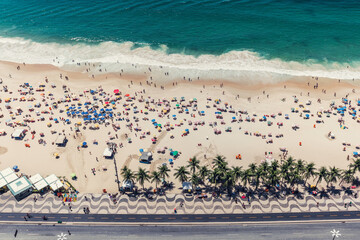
[{"x1": 0, "y1": 190, "x2": 359, "y2": 215}]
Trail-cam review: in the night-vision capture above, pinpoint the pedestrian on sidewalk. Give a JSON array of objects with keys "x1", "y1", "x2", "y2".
[{"x1": 174, "y1": 208, "x2": 177, "y2": 214}]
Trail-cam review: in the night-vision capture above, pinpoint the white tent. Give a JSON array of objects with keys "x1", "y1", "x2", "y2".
[
  {"x1": 29, "y1": 174, "x2": 43, "y2": 184},
  {"x1": 12, "y1": 129, "x2": 25, "y2": 139},
  {"x1": 44, "y1": 174, "x2": 58, "y2": 185},
  {"x1": 33, "y1": 179, "x2": 48, "y2": 191},
  {"x1": 0, "y1": 167, "x2": 14, "y2": 178},
  {"x1": 0, "y1": 178, "x2": 7, "y2": 188},
  {"x1": 55, "y1": 135, "x2": 67, "y2": 146},
  {"x1": 103, "y1": 148, "x2": 114, "y2": 158},
  {"x1": 4, "y1": 172, "x2": 18, "y2": 184},
  {"x1": 49, "y1": 180, "x2": 63, "y2": 191}
]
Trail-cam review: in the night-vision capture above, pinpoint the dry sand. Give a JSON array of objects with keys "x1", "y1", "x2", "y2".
[{"x1": 0, "y1": 60, "x2": 359, "y2": 193}]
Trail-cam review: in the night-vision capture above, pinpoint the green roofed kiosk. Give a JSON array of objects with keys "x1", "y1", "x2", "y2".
[{"x1": 7, "y1": 176, "x2": 33, "y2": 201}]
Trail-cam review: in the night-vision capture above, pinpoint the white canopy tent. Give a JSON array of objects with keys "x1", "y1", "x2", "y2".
[
  {"x1": 0, "y1": 167, "x2": 14, "y2": 178},
  {"x1": 29, "y1": 174, "x2": 43, "y2": 184}
]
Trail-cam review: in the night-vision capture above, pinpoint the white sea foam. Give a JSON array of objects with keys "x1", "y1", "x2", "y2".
[{"x1": 0, "y1": 36, "x2": 359, "y2": 82}]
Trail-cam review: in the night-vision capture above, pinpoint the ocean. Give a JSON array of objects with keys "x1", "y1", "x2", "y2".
[{"x1": 0, "y1": 0, "x2": 360, "y2": 80}]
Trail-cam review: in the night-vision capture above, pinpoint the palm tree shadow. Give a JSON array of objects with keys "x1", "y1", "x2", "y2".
[
  {"x1": 342, "y1": 186, "x2": 354, "y2": 196},
  {"x1": 319, "y1": 189, "x2": 330, "y2": 199},
  {"x1": 257, "y1": 190, "x2": 269, "y2": 200},
  {"x1": 353, "y1": 178, "x2": 360, "y2": 187},
  {"x1": 293, "y1": 189, "x2": 304, "y2": 199},
  {"x1": 327, "y1": 186, "x2": 341, "y2": 196}
]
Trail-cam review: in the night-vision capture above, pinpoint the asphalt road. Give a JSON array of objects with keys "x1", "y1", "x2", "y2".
[
  {"x1": 0, "y1": 222, "x2": 358, "y2": 240},
  {"x1": 0, "y1": 210, "x2": 360, "y2": 223}
]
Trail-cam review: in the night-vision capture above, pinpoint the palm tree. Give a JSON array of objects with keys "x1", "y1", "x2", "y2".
[
  {"x1": 304, "y1": 162, "x2": 317, "y2": 184},
  {"x1": 253, "y1": 167, "x2": 264, "y2": 190},
  {"x1": 199, "y1": 166, "x2": 210, "y2": 185},
  {"x1": 136, "y1": 167, "x2": 150, "y2": 190},
  {"x1": 121, "y1": 166, "x2": 130, "y2": 177},
  {"x1": 190, "y1": 173, "x2": 200, "y2": 190},
  {"x1": 213, "y1": 155, "x2": 226, "y2": 167},
  {"x1": 231, "y1": 166, "x2": 242, "y2": 187},
  {"x1": 266, "y1": 167, "x2": 280, "y2": 188},
  {"x1": 340, "y1": 168, "x2": 355, "y2": 185},
  {"x1": 316, "y1": 166, "x2": 329, "y2": 187},
  {"x1": 151, "y1": 171, "x2": 161, "y2": 189},
  {"x1": 187, "y1": 157, "x2": 200, "y2": 174},
  {"x1": 280, "y1": 162, "x2": 290, "y2": 185},
  {"x1": 350, "y1": 159, "x2": 360, "y2": 173},
  {"x1": 121, "y1": 167, "x2": 135, "y2": 183},
  {"x1": 223, "y1": 172, "x2": 234, "y2": 193},
  {"x1": 241, "y1": 169, "x2": 253, "y2": 190},
  {"x1": 174, "y1": 166, "x2": 189, "y2": 183},
  {"x1": 295, "y1": 159, "x2": 305, "y2": 176},
  {"x1": 248, "y1": 163, "x2": 257, "y2": 175},
  {"x1": 328, "y1": 166, "x2": 341, "y2": 186},
  {"x1": 158, "y1": 164, "x2": 170, "y2": 181}
]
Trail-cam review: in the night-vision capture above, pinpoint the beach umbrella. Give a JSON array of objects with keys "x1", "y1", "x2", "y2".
[
  {"x1": 13, "y1": 165, "x2": 18, "y2": 170},
  {"x1": 71, "y1": 173, "x2": 76, "y2": 178},
  {"x1": 169, "y1": 159, "x2": 173, "y2": 163},
  {"x1": 232, "y1": 116, "x2": 236, "y2": 120},
  {"x1": 140, "y1": 148, "x2": 144, "y2": 153},
  {"x1": 114, "y1": 89, "x2": 120, "y2": 94},
  {"x1": 82, "y1": 142, "x2": 87, "y2": 146}
]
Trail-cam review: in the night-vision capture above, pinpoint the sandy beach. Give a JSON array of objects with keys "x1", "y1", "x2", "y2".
[{"x1": 0, "y1": 59, "x2": 359, "y2": 194}]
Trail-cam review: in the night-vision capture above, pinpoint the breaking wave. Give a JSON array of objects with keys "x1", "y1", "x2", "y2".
[{"x1": 0, "y1": 36, "x2": 359, "y2": 82}]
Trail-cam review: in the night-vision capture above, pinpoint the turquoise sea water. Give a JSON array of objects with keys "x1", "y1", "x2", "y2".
[{"x1": 0, "y1": 0, "x2": 360, "y2": 79}]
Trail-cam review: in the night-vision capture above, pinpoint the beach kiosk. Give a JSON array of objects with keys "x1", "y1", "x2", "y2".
[
  {"x1": 103, "y1": 147, "x2": 114, "y2": 159},
  {"x1": 11, "y1": 129, "x2": 26, "y2": 140},
  {"x1": 182, "y1": 182, "x2": 193, "y2": 193},
  {"x1": 29, "y1": 174, "x2": 48, "y2": 191},
  {"x1": 4, "y1": 172, "x2": 19, "y2": 184},
  {"x1": 0, "y1": 167, "x2": 14, "y2": 178},
  {"x1": 139, "y1": 152, "x2": 153, "y2": 163},
  {"x1": 55, "y1": 135, "x2": 67, "y2": 147},
  {"x1": 7, "y1": 176, "x2": 33, "y2": 201},
  {"x1": 45, "y1": 174, "x2": 64, "y2": 191},
  {"x1": 0, "y1": 176, "x2": 7, "y2": 193},
  {"x1": 0, "y1": 167, "x2": 16, "y2": 193}
]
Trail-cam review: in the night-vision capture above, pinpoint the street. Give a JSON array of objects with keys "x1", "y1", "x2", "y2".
[
  {"x1": 0, "y1": 222, "x2": 356, "y2": 239},
  {"x1": 0, "y1": 211, "x2": 360, "y2": 223}
]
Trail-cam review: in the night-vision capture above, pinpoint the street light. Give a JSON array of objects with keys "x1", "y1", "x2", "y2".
[{"x1": 330, "y1": 229, "x2": 341, "y2": 240}]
